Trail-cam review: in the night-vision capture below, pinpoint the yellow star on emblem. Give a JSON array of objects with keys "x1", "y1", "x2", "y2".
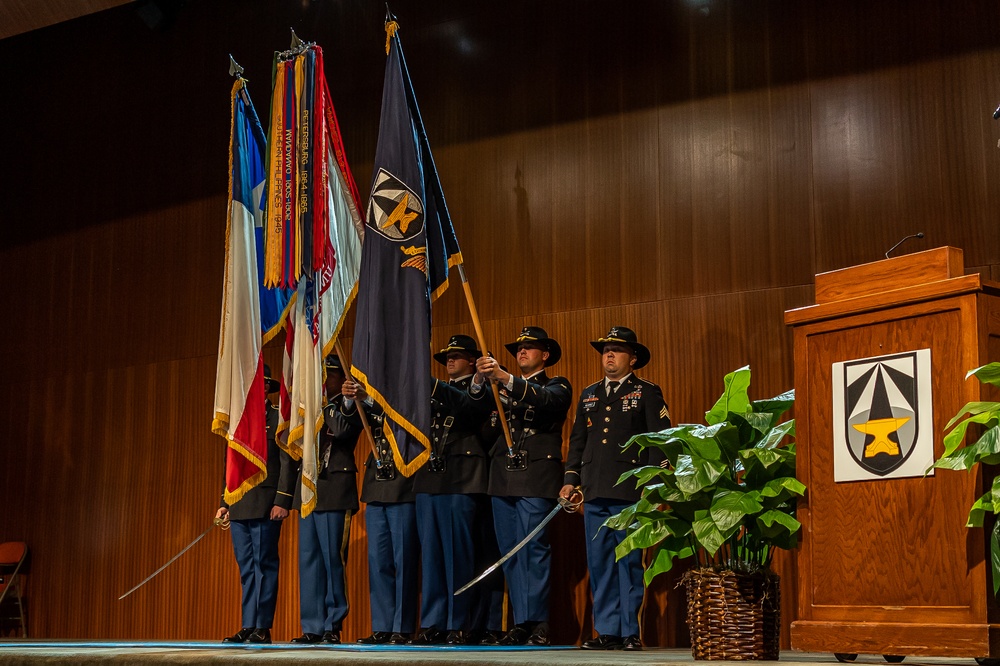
[
  {"x1": 381, "y1": 193, "x2": 418, "y2": 234},
  {"x1": 852, "y1": 417, "x2": 910, "y2": 457}
]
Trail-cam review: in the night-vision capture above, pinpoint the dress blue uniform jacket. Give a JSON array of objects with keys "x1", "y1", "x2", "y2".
[
  {"x1": 564, "y1": 374, "x2": 671, "y2": 501},
  {"x1": 473, "y1": 371, "x2": 572, "y2": 499},
  {"x1": 414, "y1": 375, "x2": 493, "y2": 632}
]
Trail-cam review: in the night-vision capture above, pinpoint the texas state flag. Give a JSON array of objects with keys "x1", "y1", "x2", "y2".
[{"x1": 212, "y1": 78, "x2": 291, "y2": 504}]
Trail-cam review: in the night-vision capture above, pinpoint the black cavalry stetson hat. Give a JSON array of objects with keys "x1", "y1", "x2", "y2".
[
  {"x1": 590, "y1": 326, "x2": 651, "y2": 370},
  {"x1": 263, "y1": 364, "x2": 280, "y2": 393},
  {"x1": 434, "y1": 334, "x2": 482, "y2": 365},
  {"x1": 504, "y1": 326, "x2": 562, "y2": 367}
]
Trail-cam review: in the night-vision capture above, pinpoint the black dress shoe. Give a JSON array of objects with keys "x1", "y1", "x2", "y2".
[
  {"x1": 582, "y1": 634, "x2": 623, "y2": 650},
  {"x1": 389, "y1": 632, "x2": 409, "y2": 645},
  {"x1": 445, "y1": 630, "x2": 464, "y2": 645},
  {"x1": 357, "y1": 631, "x2": 391, "y2": 644},
  {"x1": 247, "y1": 628, "x2": 271, "y2": 644},
  {"x1": 499, "y1": 625, "x2": 531, "y2": 646},
  {"x1": 222, "y1": 627, "x2": 255, "y2": 643},
  {"x1": 322, "y1": 631, "x2": 341, "y2": 644},
  {"x1": 477, "y1": 630, "x2": 502, "y2": 645},
  {"x1": 526, "y1": 622, "x2": 550, "y2": 646},
  {"x1": 291, "y1": 633, "x2": 323, "y2": 644},
  {"x1": 622, "y1": 635, "x2": 642, "y2": 651},
  {"x1": 410, "y1": 627, "x2": 446, "y2": 644}
]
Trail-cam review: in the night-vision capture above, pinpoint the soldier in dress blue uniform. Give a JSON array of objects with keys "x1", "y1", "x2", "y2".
[
  {"x1": 471, "y1": 326, "x2": 572, "y2": 646},
  {"x1": 342, "y1": 377, "x2": 418, "y2": 646},
  {"x1": 559, "y1": 326, "x2": 671, "y2": 651},
  {"x1": 218, "y1": 364, "x2": 295, "y2": 645},
  {"x1": 409, "y1": 335, "x2": 492, "y2": 645},
  {"x1": 290, "y1": 355, "x2": 361, "y2": 645}
]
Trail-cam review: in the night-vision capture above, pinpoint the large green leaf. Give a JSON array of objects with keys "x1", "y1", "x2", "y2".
[
  {"x1": 967, "y1": 477, "x2": 1000, "y2": 528},
  {"x1": 756, "y1": 510, "x2": 802, "y2": 549},
  {"x1": 752, "y1": 389, "x2": 795, "y2": 421},
  {"x1": 706, "y1": 366, "x2": 752, "y2": 425},
  {"x1": 756, "y1": 420, "x2": 796, "y2": 450},
  {"x1": 742, "y1": 410, "x2": 776, "y2": 436},
  {"x1": 968, "y1": 494, "x2": 992, "y2": 528},
  {"x1": 642, "y1": 538, "x2": 695, "y2": 585},
  {"x1": 941, "y1": 411, "x2": 1000, "y2": 459},
  {"x1": 760, "y1": 476, "x2": 807, "y2": 499},
  {"x1": 969, "y1": 362, "x2": 1000, "y2": 388},
  {"x1": 648, "y1": 483, "x2": 686, "y2": 504},
  {"x1": 615, "y1": 522, "x2": 671, "y2": 559},
  {"x1": 944, "y1": 401, "x2": 1000, "y2": 431},
  {"x1": 677, "y1": 456, "x2": 731, "y2": 496},
  {"x1": 617, "y1": 464, "x2": 671, "y2": 488},
  {"x1": 692, "y1": 510, "x2": 726, "y2": 555},
  {"x1": 757, "y1": 510, "x2": 801, "y2": 535},
  {"x1": 936, "y1": 425, "x2": 1000, "y2": 471},
  {"x1": 711, "y1": 490, "x2": 763, "y2": 533}
]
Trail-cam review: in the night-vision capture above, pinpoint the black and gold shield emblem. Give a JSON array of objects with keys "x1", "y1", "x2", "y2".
[
  {"x1": 367, "y1": 168, "x2": 424, "y2": 242},
  {"x1": 842, "y1": 352, "x2": 919, "y2": 476}
]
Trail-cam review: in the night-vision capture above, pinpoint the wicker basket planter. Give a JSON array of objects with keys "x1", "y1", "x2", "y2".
[{"x1": 682, "y1": 567, "x2": 781, "y2": 660}]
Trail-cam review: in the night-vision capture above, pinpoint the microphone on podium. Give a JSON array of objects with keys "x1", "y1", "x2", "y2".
[
  {"x1": 993, "y1": 103, "x2": 1000, "y2": 120},
  {"x1": 884, "y1": 232, "x2": 925, "y2": 259}
]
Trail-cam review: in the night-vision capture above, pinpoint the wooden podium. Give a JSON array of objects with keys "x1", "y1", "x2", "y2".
[{"x1": 784, "y1": 247, "x2": 1000, "y2": 659}]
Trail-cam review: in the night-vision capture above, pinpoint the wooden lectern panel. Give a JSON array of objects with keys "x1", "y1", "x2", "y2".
[
  {"x1": 798, "y1": 301, "x2": 982, "y2": 617},
  {"x1": 787, "y1": 248, "x2": 1000, "y2": 658},
  {"x1": 814, "y1": 247, "x2": 965, "y2": 304}
]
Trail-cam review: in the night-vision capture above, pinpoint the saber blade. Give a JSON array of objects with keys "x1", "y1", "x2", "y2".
[
  {"x1": 454, "y1": 496, "x2": 575, "y2": 596},
  {"x1": 118, "y1": 518, "x2": 224, "y2": 600}
]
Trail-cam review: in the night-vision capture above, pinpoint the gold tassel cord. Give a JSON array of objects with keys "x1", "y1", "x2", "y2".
[{"x1": 385, "y1": 20, "x2": 399, "y2": 55}]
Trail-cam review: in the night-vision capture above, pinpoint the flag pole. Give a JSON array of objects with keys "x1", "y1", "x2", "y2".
[
  {"x1": 333, "y1": 339, "x2": 383, "y2": 463},
  {"x1": 456, "y1": 263, "x2": 517, "y2": 456}
]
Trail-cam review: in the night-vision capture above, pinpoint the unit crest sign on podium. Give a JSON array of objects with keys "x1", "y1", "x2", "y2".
[{"x1": 831, "y1": 350, "x2": 934, "y2": 483}]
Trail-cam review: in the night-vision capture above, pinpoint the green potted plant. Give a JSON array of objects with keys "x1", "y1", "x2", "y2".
[
  {"x1": 931, "y1": 362, "x2": 1000, "y2": 597},
  {"x1": 606, "y1": 365, "x2": 804, "y2": 660}
]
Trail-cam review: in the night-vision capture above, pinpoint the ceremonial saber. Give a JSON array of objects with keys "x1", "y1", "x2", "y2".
[
  {"x1": 118, "y1": 517, "x2": 228, "y2": 600},
  {"x1": 454, "y1": 493, "x2": 581, "y2": 596}
]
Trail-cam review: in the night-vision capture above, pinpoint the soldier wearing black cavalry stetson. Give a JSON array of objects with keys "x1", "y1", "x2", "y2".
[
  {"x1": 409, "y1": 334, "x2": 493, "y2": 645},
  {"x1": 560, "y1": 326, "x2": 671, "y2": 651},
  {"x1": 471, "y1": 326, "x2": 572, "y2": 646}
]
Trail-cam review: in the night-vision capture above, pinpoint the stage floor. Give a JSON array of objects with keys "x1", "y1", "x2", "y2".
[{"x1": 0, "y1": 643, "x2": 986, "y2": 666}]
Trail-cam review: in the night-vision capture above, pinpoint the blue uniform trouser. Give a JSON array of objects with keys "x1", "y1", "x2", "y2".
[
  {"x1": 491, "y1": 496, "x2": 555, "y2": 625},
  {"x1": 468, "y1": 494, "x2": 505, "y2": 632},
  {"x1": 298, "y1": 509, "x2": 351, "y2": 635},
  {"x1": 366, "y1": 501, "x2": 418, "y2": 633},
  {"x1": 229, "y1": 517, "x2": 282, "y2": 629},
  {"x1": 584, "y1": 499, "x2": 644, "y2": 637},
  {"x1": 416, "y1": 493, "x2": 476, "y2": 630}
]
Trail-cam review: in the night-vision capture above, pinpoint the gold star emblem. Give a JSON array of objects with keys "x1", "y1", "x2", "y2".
[
  {"x1": 381, "y1": 193, "x2": 419, "y2": 234},
  {"x1": 852, "y1": 417, "x2": 910, "y2": 457}
]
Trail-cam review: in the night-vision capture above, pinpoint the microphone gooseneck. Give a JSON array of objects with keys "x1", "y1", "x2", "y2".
[{"x1": 884, "y1": 232, "x2": 925, "y2": 259}]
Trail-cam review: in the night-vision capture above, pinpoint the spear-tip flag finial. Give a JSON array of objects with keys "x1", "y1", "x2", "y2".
[{"x1": 228, "y1": 54, "x2": 244, "y2": 78}]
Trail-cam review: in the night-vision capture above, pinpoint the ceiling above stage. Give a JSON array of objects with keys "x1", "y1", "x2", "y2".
[{"x1": 0, "y1": 0, "x2": 134, "y2": 40}]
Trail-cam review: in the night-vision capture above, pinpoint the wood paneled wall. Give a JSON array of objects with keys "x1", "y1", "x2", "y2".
[{"x1": 2, "y1": 0, "x2": 1000, "y2": 646}]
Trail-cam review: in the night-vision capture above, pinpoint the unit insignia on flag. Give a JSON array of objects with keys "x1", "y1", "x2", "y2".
[{"x1": 368, "y1": 169, "x2": 424, "y2": 241}]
